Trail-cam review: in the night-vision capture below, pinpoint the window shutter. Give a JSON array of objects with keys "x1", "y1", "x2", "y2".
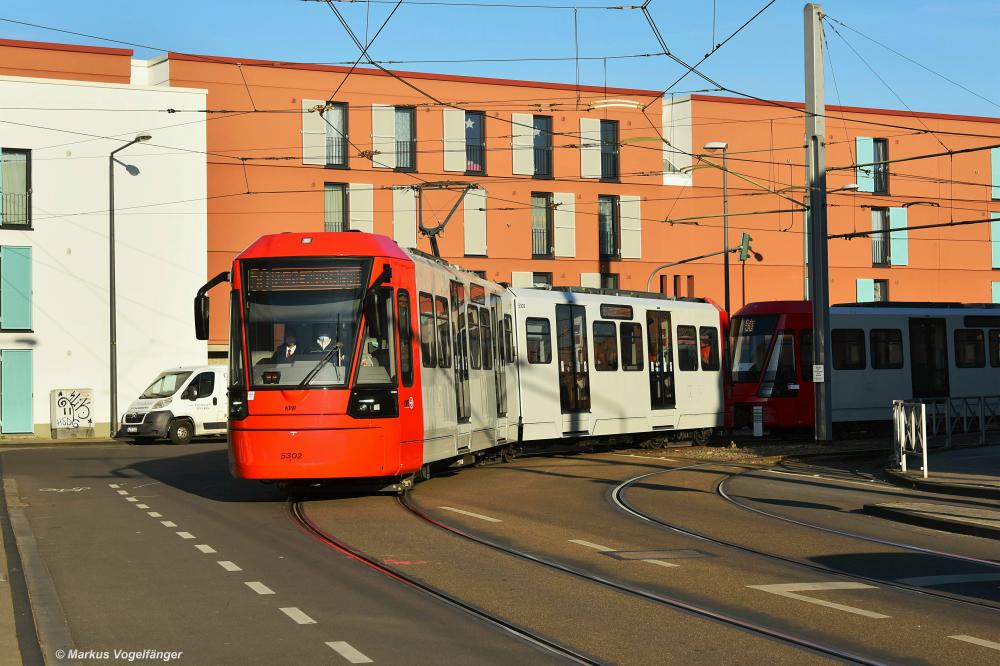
[
  {"x1": 348, "y1": 184, "x2": 374, "y2": 233},
  {"x1": 889, "y1": 207, "x2": 908, "y2": 266},
  {"x1": 992, "y1": 281, "x2": 1000, "y2": 304},
  {"x1": 443, "y1": 109, "x2": 466, "y2": 172},
  {"x1": 301, "y1": 99, "x2": 327, "y2": 165},
  {"x1": 580, "y1": 273, "x2": 601, "y2": 288},
  {"x1": 511, "y1": 271, "x2": 533, "y2": 287},
  {"x1": 552, "y1": 192, "x2": 576, "y2": 257},
  {"x1": 392, "y1": 186, "x2": 417, "y2": 248},
  {"x1": 511, "y1": 113, "x2": 534, "y2": 175},
  {"x1": 371, "y1": 104, "x2": 396, "y2": 169},
  {"x1": 464, "y1": 188, "x2": 487, "y2": 255},
  {"x1": 856, "y1": 278, "x2": 875, "y2": 303},
  {"x1": 0, "y1": 349, "x2": 32, "y2": 433},
  {"x1": 619, "y1": 195, "x2": 642, "y2": 259},
  {"x1": 0, "y1": 246, "x2": 32, "y2": 330},
  {"x1": 992, "y1": 147, "x2": 1000, "y2": 200},
  {"x1": 856, "y1": 137, "x2": 875, "y2": 193},
  {"x1": 579, "y1": 118, "x2": 601, "y2": 179},
  {"x1": 992, "y1": 214, "x2": 1000, "y2": 269},
  {"x1": 0, "y1": 152, "x2": 4, "y2": 219}
]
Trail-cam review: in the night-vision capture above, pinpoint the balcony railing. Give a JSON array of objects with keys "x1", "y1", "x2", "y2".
[
  {"x1": 532, "y1": 225, "x2": 552, "y2": 257},
  {"x1": 533, "y1": 147, "x2": 552, "y2": 177},
  {"x1": 466, "y1": 143, "x2": 485, "y2": 174},
  {"x1": 395, "y1": 140, "x2": 415, "y2": 170},
  {"x1": 600, "y1": 150, "x2": 619, "y2": 180},
  {"x1": 326, "y1": 135, "x2": 347, "y2": 167},
  {"x1": 0, "y1": 192, "x2": 30, "y2": 228},
  {"x1": 872, "y1": 233, "x2": 890, "y2": 266}
]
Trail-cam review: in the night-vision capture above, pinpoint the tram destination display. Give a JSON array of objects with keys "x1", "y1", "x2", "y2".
[{"x1": 247, "y1": 266, "x2": 364, "y2": 292}]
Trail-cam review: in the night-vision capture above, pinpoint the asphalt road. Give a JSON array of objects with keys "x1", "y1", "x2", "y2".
[{"x1": 3, "y1": 443, "x2": 999, "y2": 664}]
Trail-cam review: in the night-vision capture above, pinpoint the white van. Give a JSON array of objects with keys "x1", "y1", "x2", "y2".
[{"x1": 118, "y1": 365, "x2": 228, "y2": 444}]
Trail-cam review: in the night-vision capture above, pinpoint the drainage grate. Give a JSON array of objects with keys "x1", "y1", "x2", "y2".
[{"x1": 604, "y1": 549, "x2": 711, "y2": 561}]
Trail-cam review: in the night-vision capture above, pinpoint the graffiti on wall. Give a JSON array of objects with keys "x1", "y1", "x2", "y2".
[{"x1": 49, "y1": 388, "x2": 95, "y2": 434}]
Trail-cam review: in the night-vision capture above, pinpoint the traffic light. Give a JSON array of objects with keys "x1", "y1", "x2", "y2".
[{"x1": 738, "y1": 232, "x2": 752, "y2": 261}]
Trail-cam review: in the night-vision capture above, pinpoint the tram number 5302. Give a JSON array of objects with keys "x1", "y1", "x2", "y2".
[{"x1": 280, "y1": 452, "x2": 303, "y2": 460}]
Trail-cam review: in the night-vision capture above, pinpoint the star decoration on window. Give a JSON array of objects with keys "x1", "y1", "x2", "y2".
[
  {"x1": 465, "y1": 118, "x2": 476, "y2": 129},
  {"x1": 532, "y1": 128, "x2": 542, "y2": 137}
]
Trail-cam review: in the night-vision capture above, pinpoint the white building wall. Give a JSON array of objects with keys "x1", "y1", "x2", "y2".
[{"x1": 0, "y1": 74, "x2": 207, "y2": 437}]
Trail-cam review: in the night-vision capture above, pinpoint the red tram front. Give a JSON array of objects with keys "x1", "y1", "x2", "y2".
[
  {"x1": 727, "y1": 300, "x2": 815, "y2": 430},
  {"x1": 196, "y1": 232, "x2": 423, "y2": 485}
]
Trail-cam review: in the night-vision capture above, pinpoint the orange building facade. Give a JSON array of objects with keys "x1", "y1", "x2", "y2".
[{"x1": 4, "y1": 39, "x2": 1000, "y2": 351}]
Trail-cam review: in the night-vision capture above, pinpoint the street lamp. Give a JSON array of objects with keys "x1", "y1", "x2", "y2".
[
  {"x1": 703, "y1": 142, "x2": 729, "y2": 315},
  {"x1": 109, "y1": 133, "x2": 151, "y2": 437}
]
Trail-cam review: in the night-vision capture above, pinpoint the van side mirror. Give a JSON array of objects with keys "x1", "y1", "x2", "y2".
[{"x1": 195, "y1": 271, "x2": 231, "y2": 341}]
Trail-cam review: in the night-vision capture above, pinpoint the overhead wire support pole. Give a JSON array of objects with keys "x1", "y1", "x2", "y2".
[{"x1": 805, "y1": 2, "x2": 833, "y2": 443}]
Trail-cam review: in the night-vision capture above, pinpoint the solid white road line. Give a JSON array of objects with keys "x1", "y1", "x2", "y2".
[
  {"x1": 569, "y1": 539, "x2": 614, "y2": 552},
  {"x1": 245, "y1": 582, "x2": 275, "y2": 595},
  {"x1": 147, "y1": 512, "x2": 162, "y2": 518},
  {"x1": 126, "y1": 497, "x2": 138, "y2": 503},
  {"x1": 949, "y1": 635, "x2": 1000, "y2": 651},
  {"x1": 194, "y1": 544, "x2": 216, "y2": 554},
  {"x1": 176, "y1": 532, "x2": 195, "y2": 540},
  {"x1": 279, "y1": 607, "x2": 316, "y2": 624},
  {"x1": 160, "y1": 521, "x2": 177, "y2": 528},
  {"x1": 642, "y1": 558, "x2": 679, "y2": 568},
  {"x1": 438, "y1": 506, "x2": 502, "y2": 523},
  {"x1": 136, "y1": 504, "x2": 149, "y2": 509},
  {"x1": 217, "y1": 561, "x2": 242, "y2": 572},
  {"x1": 747, "y1": 582, "x2": 890, "y2": 619},
  {"x1": 108, "y1": 484, "x2": 120, "y2": 489},
  {"x1": 898, "y1": 573, "x2": 1000, "y2": 586},
  {"x1": 116, "y1": 490, "x2": 129, "y2": 495},
  {"x1": 326, "y1": 641, "x2": 373, "y2": 663}
]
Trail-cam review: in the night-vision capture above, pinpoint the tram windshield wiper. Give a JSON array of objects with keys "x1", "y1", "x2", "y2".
[{"x1": 299, "y1": 342, "x2": 344, "y2": 387}]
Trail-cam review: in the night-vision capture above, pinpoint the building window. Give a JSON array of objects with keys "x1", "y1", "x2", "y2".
[
  {"x1": 870, "y1": 329, "x2": 903, "y2": 369},
  {"x1": 465, "y1": 111, "x2": 485, "y2": 174},
  {"x1": 873, "y1": 138, "x2": 889, "y2": 194},
  {"x1": 526, "y1": 318, "x2": 552, "y2": 363},
  {"x1": 532, "y1": 272, "x2": 552, "y2": 288},
  {"x1": 658, "y1": 275, "x2": 670, "y2": 295},
  {"x1": 832, "y1": 329, "x2": 866, "y2": 370},
  {"x1": 531, "y1": 193, "x2": 553, "y2": 258},
  {"x1": 593, "y1": 321, "x2": 618, "y2": 371},
  {"x1": 323, "y1": 103, "x2": 348, "y2": 168},
  {"x1": 600, "y1": 273, "x2": 619, "y2": 290},
  {"x1": 598, "y1": 195, "x2": 620, "y2": 258},
  {"x1": 323, "y1": 183, "x2": 348, "y2": 232},
  {"x1": 871, "y1": 208, "x2": 890, "y2": 266},
  {"x1": 873, "y1": 279, "x2": 889, "y2": 302},
  {"x1": 1, "y1": 150, "x2": 31, "y2": 229},
  {"x1": 533, "y1": 115, "x2": 552, "y2": 178},
  {"x1": 686, "y1": 276, "x2": 695, "y2": 298},
  {"x1": 954, "y1": 329, "x2": 985, "y2": 368},
  {"x1": 395, "y1": 107, "x2": 416, "y2": 171},
  {"x1": 600, "y1": 120, "x2": 619, "y2": 180},
  {"x1": 0, "y1": 246, "x2": 32, "y2": 330}
]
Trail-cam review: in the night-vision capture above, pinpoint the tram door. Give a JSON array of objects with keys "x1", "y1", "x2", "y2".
[
  {"x1": 909, "y1": 318, "x2": 950, "y2": 399},
  {"x1": 450, "y1": 281, "x2": 472, "y2": 448},
  {"x1": 556, "y1": 304, "x2": 591, "y2": 418},
  {"x1": 491, "y1": 297, "x2": 507, "y2": 418},
  {"x1": 647, "y1": 310, "x2": 676, "y2": 409}
]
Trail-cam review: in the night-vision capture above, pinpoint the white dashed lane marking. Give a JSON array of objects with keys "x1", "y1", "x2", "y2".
[
  {"x1": 177, "y1": 532, "x2": 196, "y2": 540},
  {"x1": 747, "y1": 582, "x2": 890, "y2": 619},
  {"x1": 218, "y1": 561, "x2": 242, "y2": 572},
  {"x1": 246, "y1": 582, "x2": 275, "y2": 595},
  {"x1": 126, "y1": 497, "x2": 138, "y2": 503},
  {"x1": 569, "y1": 539, "x2": 614, "y2": 552},
  {"x1": 949, "y1": 635, "x2": 1000, "y2": 651},
  {"x1": 108, "y1": 484, "x2": 120, "y2": 489},
  {"x1": 148, "y1": 512, "x2": 162, "y2": 518},
  {"x1": 279, "y1": 607, "x2": 316, "y2": 624},
  {"x1": 116, "y1": 490, "x2": 129, "y2": 495},
  {"x1": 160, "y1": 521, "x2": 177, "y2": 528},
  {"x1": 195, "y1": 544, "x2": 216, "y2": 554},
  {"x1": 327, "y1": 641, "x2": 373, "y2": 663},
  {"x1": 136, "y1": 504, "x2": 149, "y2": 509},
  {"x1": 642, "y1": 558, "x2": 679, "y2": 568},
  {"x1": 438, "y1": 506, "x2": 502, "y2": 523}
]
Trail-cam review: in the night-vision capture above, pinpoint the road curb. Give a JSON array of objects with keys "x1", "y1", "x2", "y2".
[
  {"x1": 882, "y1": 467, "x2": 1000, "y2": 501},
  {"x1": 861, "y1": 502, "x2": 1000, "y2": 540},
  {"x1": 1, "y1": 478, "x2": 78, "y2": 666},
  {"x1": 0, "y1": 439, "x2": 123, "y2": 449}
]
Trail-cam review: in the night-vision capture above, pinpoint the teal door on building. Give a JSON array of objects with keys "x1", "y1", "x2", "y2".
[{"x1": 1, "y1": 349, "x2": 33, "y2": 433}]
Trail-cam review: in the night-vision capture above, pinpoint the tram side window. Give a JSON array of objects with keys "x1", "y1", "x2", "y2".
[
  {"x1": 800, "y1": 330, "x2": 813, "y2": 381},
  {"x1": 593, "y1": 321, "x2": 618, "y2": 371},
  {"x1": 677, "y1": 325, "x2": 698, "y2": 371},
  {"x1": 397, "y1": 290, "x2": 414, "y2": 386},
  {"x1": 990, "y1": 330, "x2": 1000, "y2": 368},
  {"x1": 832, "y1": 329, "x2": 866, "y2": 370},
  {"x1": 418, "y1": 292, "x2": 436, "y2": 368},
  {"x1": 468, "y1": 308, "x2": 482, "y2": 370},
  {"x1": 435, "y1": 296, "x2": 452, "y2": 368},
  {"x1": 504, "y1": 314, "x2": 515, "y2": 364},
  {"x1": 526, "y1": 318, "x2": 552, "y2": 364},
  {"x1": 870, "y1": 328, "x2": 903, "y2": 369},
  {"x1": 954, "y1": 329, "x2": 985, "y2": 368},
  {"x1": 699, "y1": 327, "x2": 720, "y2": 371},
  {"x1": 480, "y1": 307, "x2": 493, "y2": 370},
  {"x1": 620, "y1": 322, "x2": 643, "y2": 371}
]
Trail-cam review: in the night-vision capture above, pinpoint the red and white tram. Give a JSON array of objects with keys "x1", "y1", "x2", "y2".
[{"x1": 195, "y1": 231, "x2": 726, "y2": 490}]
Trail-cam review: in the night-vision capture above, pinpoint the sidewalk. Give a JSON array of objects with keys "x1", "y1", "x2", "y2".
[
  {"x1": 0, "y1": 437, "x2": 121, "y2": 448},
  {"x1": 865, "y1": 445, "x2": 1000, "y2": 539}
]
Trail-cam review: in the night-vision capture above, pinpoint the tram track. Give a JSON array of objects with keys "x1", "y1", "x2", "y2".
[
  {"x1": 610, "y1": 463, "x2": 1000, "y2": 613},
  {"x1": 287, "y1": 499, "x2": 602, "y2": 665},
  {"x1": 397, "y1": 490, "x2": 879, "y2": 665}
]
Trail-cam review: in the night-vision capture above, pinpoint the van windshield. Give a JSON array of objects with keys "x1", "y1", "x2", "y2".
[{"x1": 141, "y1": 371, "x2": 192, "y2": 399}]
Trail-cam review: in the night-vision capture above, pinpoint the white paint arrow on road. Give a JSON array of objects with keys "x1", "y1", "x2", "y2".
[{"x1": 747, "y1": 582, "x2": 890, "y2": 619}]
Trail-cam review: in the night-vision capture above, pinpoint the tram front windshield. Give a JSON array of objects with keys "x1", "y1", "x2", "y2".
[
  {"x1": 729, "y1": 314, "x2": 778, "y2": 383},
  {"x1": 242, "y1": 259, "x2": 371, "y2": 389}
]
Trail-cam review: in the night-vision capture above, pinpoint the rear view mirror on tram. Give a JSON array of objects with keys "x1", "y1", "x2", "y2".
[{"x1": 194, "y1": 294, "x2": 210, "y2": 341}]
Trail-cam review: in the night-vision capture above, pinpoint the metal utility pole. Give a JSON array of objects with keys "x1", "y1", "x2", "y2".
[{"x1": 804, "y1": 3, "x2": 832, "y2": 443}]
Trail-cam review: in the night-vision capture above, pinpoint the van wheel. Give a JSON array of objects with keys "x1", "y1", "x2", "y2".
[{"x1": 168, "y1": 420, "x2": 193, "y2": 445}]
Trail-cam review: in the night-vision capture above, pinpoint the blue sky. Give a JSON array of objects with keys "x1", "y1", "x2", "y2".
[{"x1": 3, "y1": 0, "x2": 999, "y2": 117}]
